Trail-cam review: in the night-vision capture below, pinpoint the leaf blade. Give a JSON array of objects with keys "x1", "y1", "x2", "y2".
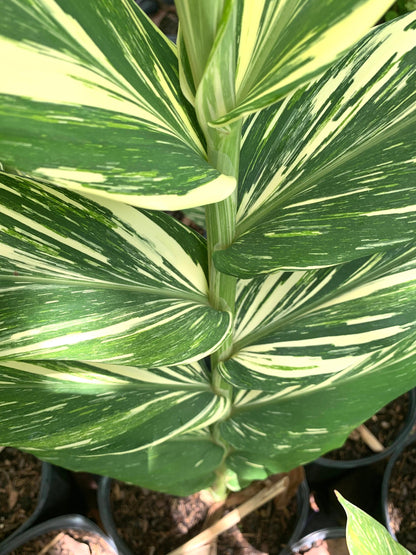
[
  {"x1": 0, "y1": 0, "x2": 235, "y2": 209},
  {"x1": 221, "y1": 244, "x2": 416, "y2": 391},
  {"x1": 0, "y1": 172, "x2": 231, "y2": 366},
  {"x1": 205, "y1": 0, "x2": 394, "y2": 125},
  {"x1": 0, "y1": 360, "x2": 226, "y2": 494},
  {"x1": 214, "y1": 13, "x2": 416, "y2": 276},
  {"x1": 216, "y1": 244, "x2": 416, "y2": 485},
  {"x1": 338, "y1": 493, "x2": 411, "y2": 554}
]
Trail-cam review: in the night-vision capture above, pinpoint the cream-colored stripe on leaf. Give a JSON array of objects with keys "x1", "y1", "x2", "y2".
[
  {"x1": 339, "y1": 495, "x2": 412, "y2": 555},
  {"x1": 216, "y1": 0, "x2": 396, "y2": 125},
  {"x1": 219, "y1": 330, "x2": 416, "y2": 485},
  {"x1": 221, "y1": 244, "x2": 416, "y2": 392}
]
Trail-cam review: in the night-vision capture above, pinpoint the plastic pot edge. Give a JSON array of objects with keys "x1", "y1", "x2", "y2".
[
  {"x1": 288, "y1": 526, "x2": 346, "y2": 554},
  {"x1": 0, "y1": 514, "x2": 118, "y2": 555},
  {"x1": 381, "y1": 432, "x2": 416, "y2": 541},
  {"x1": 0, "y1": 460, "x2": 75, "y2": 549}
]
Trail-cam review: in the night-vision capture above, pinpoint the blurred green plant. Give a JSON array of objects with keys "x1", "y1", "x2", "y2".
[{"x1": 383, "y1": 0, "x2": 416, "y2": 20}]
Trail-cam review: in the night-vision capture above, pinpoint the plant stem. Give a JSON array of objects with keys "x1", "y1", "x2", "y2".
[
  {"x1": 206, "y1": 120, "x2": 241, "y2": 384},
  {"x1": 205, "y1": 120, "x2": 242, "y2": 497}
]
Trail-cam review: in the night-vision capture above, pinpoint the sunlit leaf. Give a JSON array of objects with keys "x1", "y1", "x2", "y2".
[
  {"x1": 217, "y1": 244, "x2": 416, "y2": 485},
  {"x1": 0, "y1": 360, "x2": 226, "y2": 494},
  {"x1": 0, "y1": 0, "x2": 235, "y2": 209},
  {"x1": 177, "y1": 0, "x2": 394, "y2": 126}
]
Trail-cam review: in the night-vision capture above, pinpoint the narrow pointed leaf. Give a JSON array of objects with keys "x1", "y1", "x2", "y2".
[
  {"x1": 215, "y1": 244, "x2": 416, "y2": 485},
  {"x1": 214, "y1": 13, "x2": 416, "y2": 277},
  {"x1": 178, "y1": 0, "x2": 394, "y2": 127},
  {"x1": 338, "y1": 493, "x2": 411, "y2": 554},
  {"x1": 0, "y1": 172, "x2": 231, "y2": 365},
  {"x1": 0, "y1": 360, "x2": 226, "y2": 494},
  {"x1": 0, "y1": 0, "x2": 235, "y2": 209}
]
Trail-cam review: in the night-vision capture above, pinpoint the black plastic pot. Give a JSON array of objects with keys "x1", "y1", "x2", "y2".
[
  {"x1": 0, "y1": 514, "x2": 117, "y2": 555},
  {"x1": 278, "y1": 479, "x2": 311, "y2": 554},
  {"x1": 306, "y1": 388, "x2": 416, "y2": 484},
  {"x1": 98, "y1": 477, "x2": 310, "y2": 555},
  {"x1": 135, "y1": 0, "x2": 159, "y2": 15},
  {"x1": 381, "y1": 434, "x2": 416, "y2": 548},
  {"x1": 288, "y1": 527, "x2": 347, "y2": 554},
  {"x1": 0, "y1": 461, "x2": 77, "y2": 551}
]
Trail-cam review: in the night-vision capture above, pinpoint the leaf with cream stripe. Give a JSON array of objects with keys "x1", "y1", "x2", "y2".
[
  {"x1": 338, "y1": 494, "x2": 411, "y2": 554},
  {"x1": 214, "y1": 13, "x2": 416, "y2": 277},
  {"x1": 219, "y1": 244, "x2": 416, "y2": 391},
  {"x1": 0, "y1": 360, "x2": 227, "y2": 494},
  {"x1": 212, "y1": 244, "x2": 416, "y2": 486},
  {"x1": 220, "y1": 329, "x2": 416, "y2": 487},
  {"x1": 0, "y1": 172, "x2": 231, "y2": 365},
  {"x1": 0, "y1": 0, "x2": 235, "y2": 209},
  {"x1": 176, "y1": 0, "x2": 394, "y2": 127}
]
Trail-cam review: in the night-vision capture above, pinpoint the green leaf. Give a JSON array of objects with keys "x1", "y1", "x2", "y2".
[
  {"x1": 214, "y1": 13, "x2": 416, "y2": 277},
  {"x1": 0, "y1": 0, "x2": 235, "y2": 209},
  {"x1": 0, "y1": 360, "x2": 226, "y2": 494},
  {"x1": 177, "y1": 0, "x2": 395, "y2": 127},
  {"x1": 216, "y1": 244, "x2": 416, "y2": 485},
  {"x1": 338, "y1": 493, "x2": 411, "y2": 554},
  {"x1": 222, "y1": 331, "x2": 416, "y2": 486},
  {"x1": 0, "y1": 172, "x2": 231, "y2": 366}
]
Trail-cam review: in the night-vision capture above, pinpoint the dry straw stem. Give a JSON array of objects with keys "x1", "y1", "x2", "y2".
[
  {"x1": 356, "y1": 424, "x2": 385, "y2": 452},
  {"x1": 168, "y1": 476, "x2": 289, "y2": 554}
]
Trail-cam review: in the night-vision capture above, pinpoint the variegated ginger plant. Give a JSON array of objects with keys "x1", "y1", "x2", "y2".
[{"x1": 1, "y1": 0, "x2": 416, "y2": 497}]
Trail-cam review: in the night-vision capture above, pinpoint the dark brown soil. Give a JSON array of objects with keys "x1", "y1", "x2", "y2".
[
  {"x1": 387, "y1": 442, "x2": 416, "y2": 553},
  {"x1": 150, "y1": 1, "x2": 178, "y2": 38},
  {"x1": 291, "y1": 537, "x2": 349, "y2": 555},
  {"x1": 9, "y1": 528, "x2": 117, "y2": 555},
  {"x1": 169, "y1": 210, "x2": 205, "y2": 236},
  {"x1": 218, "y1": 494, "x2": 298, "y2": 554},
  {"x1": 324, "y1": 392, "x2": 409, "y2": 460},
  {"x1": 110, "y1": 479, "x2": 300, "y2": 554},
  {"x1": 0, "y1": 447, "x2": 42, "y2": 541}
]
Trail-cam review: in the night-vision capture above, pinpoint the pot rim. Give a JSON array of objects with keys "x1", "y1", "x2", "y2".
[
  {"x1": 0, "y1": 514, "x2": 118, "y2": 555},
  {"x1": 98, "y1": 476, "x2": 310, "y2": 555},
  {"x1": 381, "y1": 433, "x2": 416, "y2": 540},
  {"x1": 313, "y1": 388, "x2": 416, "y2": 470},
  {"x1": 288, "y1": 526, "x2": 346, "y2": 553}
]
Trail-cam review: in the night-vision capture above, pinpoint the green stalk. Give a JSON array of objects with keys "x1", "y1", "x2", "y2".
[
  {"x1": 205, "y1": 119, "x2": 242, "y2": 498},
  {"x1": 206, "y1": 120, "x2": 241, "y2": 385}
]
